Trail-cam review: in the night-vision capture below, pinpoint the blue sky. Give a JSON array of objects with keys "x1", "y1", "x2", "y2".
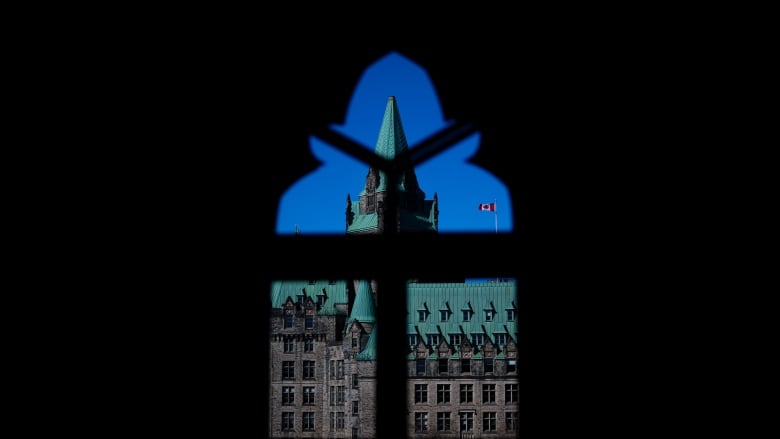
[{"x1": 276, "y1": 52, "x2": 513, "y2": 236}]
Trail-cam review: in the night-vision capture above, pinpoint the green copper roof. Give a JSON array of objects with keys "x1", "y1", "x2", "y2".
[
  {"x1": 362, "y1": 96, "x2": 408, "y2": 194},
  {"x1": 374, "y1": 96, "x2": 408, "y2": 160},
  {"x1": 346, "y1": 200, "x2": 438, "y2": 234},
  {"x1": 406, "y1": 280, "x2": 518, "y2": 359},
  {"x1": 348, "y1": 279, "x2": 376, "y2": 324},
  {"x1": 270, "y1": 280, "x2": 349, "y2": 315},
  {"x1": 355, "y1": 326, "x2": 378, "y2": 361}
]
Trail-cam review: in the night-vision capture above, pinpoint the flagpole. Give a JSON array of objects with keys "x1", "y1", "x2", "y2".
[{"x1": 494, "y1": 198, "x2": 498, "y2": 234}]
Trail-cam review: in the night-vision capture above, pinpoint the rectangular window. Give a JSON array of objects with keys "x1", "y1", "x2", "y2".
[
  {"x1": 304, "y1": 337, "x2": 314, "y2": 352},
  {"x1": 281, "y1": 412, "x2": 294, "y2": 431},
  {"x1": 416, "y1": 359, "x2": 426, "y2": 376},
  {"x1": 283, "y1": 337, "x2": 294, "y2": 353},
  {"x1": 303, "y1": 386, "x2": 315, "y2": 405},
  {"x1": 482, "y1": 384, "x2": 496, "y2": 403},
  {"x1": 471, "y1": 333, "x2": 484, "y2": 347},
  {"x1": 337, "y1": 360, "x2": 344, "y2": 379},
  {"x1": 460, "y1": 384, "x2": 473, "y2": 403},
  {"x1": 461, "y1": 359, "x2": 470, "y2": 374},
  {"x1": 484, "y1": 358, "x2": 494, "y2": 374},
  {"x1": 408, "y1": 334, "x2": 418, "y2": 348},
  {"x1": 337, "y1": 386, "x2": 346, "y2": 405},
  {"x1": 305, "y1": 316, "x2": 313, "y2": 329},
  {"x1": 459, "y1": 412, "x2": 473, "y2": 432},
  {"x1": 418, "y1": 310, "x2": 426, "y2": 322},
  {"x1": 437, "y1": 384, "x2": 450, "y2": 404},
  {"x1": 484, "y1": 309, "x2": 495, "y2": 321},
  {"x1": 506, "y1": 412, "x2": 518, "y2": 431},
  {"x1": 336, "y1": 412, "x2": 345, "y2": 429},
  {"x1": 330, "y1": 360, "x2": 335, "y2": 379},
  {"x1": 414, "y1": 412, "x2": 428, "y2": 433},
  {"x1": 351, "y1": 373, "x2": 358, "y2": 388},
  {"x1": 439, "y1": 310, "x2": 448, "y2": 321},
  {"x1": 506, "y1": 383, "x2": 519, "y2": 403},
  {"x1": 351, "y1": 336, "x2": 358, "y2": 348},
  {"x1": 283, "y1": 315, "x2": 293, "y2": 328},
  {"x1": 282, "y1": 361, "x2": 294, "y2": 380},
  {"x1": 507, "y1": 359, "x2": 517, "y2": 373},
  {"x1": 303, "y1": 360, "x2": 315, "y2": 379},
  {"x1": 282, "y1": 386, "x2": 294, "y2": 405},
  {"x1": 483, "y1": 412, "x2": 497, "y2": 431},
  {"x1": 462, "y1": 310, "x2": 471, "y2": 321},
  {"x1": 449, "y1": 334, "x2": 462, "y2": 346},
  {"x1": 427, "y1": 334, "x2": 439, "y2": 347},
  {"x1": 414, "y1": 384, "x2": 428, "y2": 403},
  {"x1": 438, "y1": 359, "x2": 448, "y2": 374},
  {"x1": 437, "y1": 412, "x2": 451, "y2": 432},
  {"x1": 302, "y1": 412, "x2": 314, "y2": 431},
  {"x1": 494, "y1": 333, "x2": 506, "y2": 346},
  {"x1": 352, "y1": 427, "x2": 359, "y2": 439},
  {"x1": 352, "y1": 401, "x2": 359, "y2": 415},
  {"x1": 507, "y1": 309, "x2": 516, "y2": 320},
  {"x1": 330, "y1": 386, "x2": 335, "y2": 406}
]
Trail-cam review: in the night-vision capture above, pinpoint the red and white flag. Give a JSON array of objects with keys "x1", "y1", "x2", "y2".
[{"x1": 478, "y1": 202, "x2": 496, "y2": 212}]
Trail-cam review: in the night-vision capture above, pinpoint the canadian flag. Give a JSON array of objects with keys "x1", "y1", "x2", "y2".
[{"x1": 478, "y1": 202, "x2": 496, "y2": 212}]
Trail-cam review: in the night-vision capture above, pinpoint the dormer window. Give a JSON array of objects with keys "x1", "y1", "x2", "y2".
[
  {"x1": 283, "y1": 315, "x2": 293, "y2": 328},
  {"x1": 506, "y1": 309, "x2": 516, "y2": 321},
  {"x1": 439, "y1": 310, "x2": 449, "y2": 321},
  {"x1": 408, "y1": 334, "x2": 418, "y2": 348},
  {"x1": 484, "y1": 310, "x2": 495, "y2": 321},
  {"x1": 305, "y1": 316, "x2": 314, "y2": 329},
  {"x1": 352, "y1": 335, "x2": 359, "y2": 349},
  {"x1": 427, "y1": 334, "x2": 440, "y2": 347},
  {"x1": 494, "y1": 333, "x2": 507, "y2": 346},
  {"x1": 449, "y1": 334, "x2": 462, "y2": 346},
  {"x1": 418, "y1": 310, "x2": 427, "y2": 322},
  {"x1": 471, "y1": 333, "x2": 485, "y2": 347},
  {"x1": 462, "y1": 310, "x2": 472, "y2": 321}
]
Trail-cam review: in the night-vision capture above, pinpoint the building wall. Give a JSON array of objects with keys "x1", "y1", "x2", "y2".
[
  {"x1": 269, "y1": 308, "x2": 342, "y2": 438},
  {"x1": 269, "y1": 306, "x2": 378, "y2": 438},
  {"x1": 406, "y1": 360, "x2": 519, "y2": 438},
  {"x1": 348, "y1": 360, "x2": 377, "y2": 439}
]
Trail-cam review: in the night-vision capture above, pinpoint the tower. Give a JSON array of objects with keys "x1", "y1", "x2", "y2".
[
  {"x1": 346, "y1": 96, "x2": 439, "y2": 235},
  {"x1": 269, "y1": 96, "x2": 517, "y2": 438}
]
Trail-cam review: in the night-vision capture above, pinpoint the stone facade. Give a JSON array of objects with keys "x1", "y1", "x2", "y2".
[{"x1": 269, "y1": 283, "x2": 378, "y2": 439}]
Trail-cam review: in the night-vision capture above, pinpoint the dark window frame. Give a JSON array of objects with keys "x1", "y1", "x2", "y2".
[
  {"x1": 262, "y1": 49, "x2": 519, "y2": 439},
  {"x1": 303, "y1": 360, "x2": 315, "y2": 380},
  {"x1": 414, "y1": 383, "x2": 428, "y2": 403},
  {"x1": 437, "y1": 384, "x2": 450, "y2": 404},
  {"x1": 282, "y1": 361, "x2": 294, "y2": 380}
]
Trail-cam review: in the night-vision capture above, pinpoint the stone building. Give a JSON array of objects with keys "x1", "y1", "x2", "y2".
[
  {"x1": 406, "y1": 281, "x2": 519, "y2": 438},
  {"x1": 268, "y1": 96, "x2": 518, "y2": 438},
  {"x1": 269, "y1": 279, "x2": 377, "y2": 438}
]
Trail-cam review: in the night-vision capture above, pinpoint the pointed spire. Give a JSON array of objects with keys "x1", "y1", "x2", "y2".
[
  {"x1": 348, "y1": 280, "x2": 376, "y2": 324},
  {"x1": 373, "y1": 96, "x2": 409, "y2": 161},
  {"x1": 370, "y1": 96, "x2": 418, "y2": 194}
]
